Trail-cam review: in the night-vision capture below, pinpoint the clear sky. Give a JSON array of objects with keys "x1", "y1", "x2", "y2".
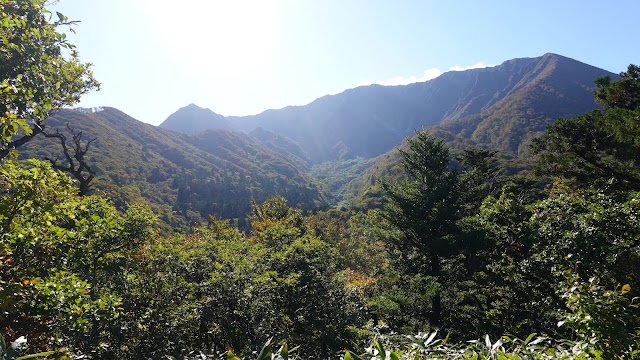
[{"x1": 48, "y1": 0, "x2": 640, "y2": 125}]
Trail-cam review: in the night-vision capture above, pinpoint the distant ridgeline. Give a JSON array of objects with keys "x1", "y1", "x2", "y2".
[
  {"x1": 72, "y1": 107, "x2": 105, "y2": 114},
  {"x1": 19, "y1": 53, "x2": 616, "y2": 227},
  {"x1": 161, "y1": 53, "x2": 614, "y2": 162}
]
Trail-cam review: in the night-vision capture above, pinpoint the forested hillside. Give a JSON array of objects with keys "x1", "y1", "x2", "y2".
[
  {"x1": 17, "y1": 108, "x2": 327, "y2": 233},
  {"x1": 338, "y1": 139, "x2": 537, "y2": 209},
  {"x1": 157, "y1": 54, "x2": 615, "y2": 207},
  {"x1": 161, "y1": 103, "x2": 234, "y2": 133},
  {"x1": 316, "y1": 55, "x2": 610, "y2": 206},
  {"x1": 162, "y1": 53, "x2": 613, "y2": 163},
  {"x1": 431, "y1": 54, "x2": 617, "y2": 155},
  {"x1": 2, "y1": 2, "x2": 639, "y2": 358}
]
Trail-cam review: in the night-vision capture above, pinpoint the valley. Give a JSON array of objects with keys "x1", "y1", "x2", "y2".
[
  {"x1": 6, "y1": 46, "x2": 640, "y2": 358},
  {"x1": 19, "y1": 53, "x2": 614, "y2": 227},
  {"x1": 4, "y1": 2, "x2": 640, "y2": 357}
]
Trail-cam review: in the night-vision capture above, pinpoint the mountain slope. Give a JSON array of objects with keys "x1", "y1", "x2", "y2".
[
  {"x1": 331, "y1": 55, "x2": 617, "y2": 206},
  {"x1": 21, "y1": 53, "x2": 619, "y2": 221},
  {"x1": 248, "y1": 127, "x2": 311, "y2": 169},
  {"x1": 18, "y1": 108, "x2": 328, "y2": 232},
  {"x1": 431, "y1": 53, "x2": 616, "y2": 155},
  {"x1": 163, "y1": 53, "x2": 614, "y2": 163}
]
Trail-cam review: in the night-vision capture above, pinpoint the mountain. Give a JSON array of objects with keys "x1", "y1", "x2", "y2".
[
  {"x1": 316, "y1": 54, "x2": 617, "y2": 205},
  {"x1": 162, "y1": 53, "x2": 615, "y2": 163},
  {"x1": 248, "y1": 127, "x2": 311, "y2": 169},
  {"x1": 430, "y1": 53, "x2": 617, "y2": 155},
  {"x1": 18, "y1": 53, "x2": 620, "y2": 222},
  {"x1": 160, "y1": 103, "x2": 233, "y2": 132},
  {"x1": 18, "y1": 108, "x2": 328, "y2": 233}
]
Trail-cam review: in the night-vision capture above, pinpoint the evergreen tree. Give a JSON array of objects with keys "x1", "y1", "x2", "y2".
[
  {"x1": 382, "y1": 131, "x2": 461, "y2": 326},
  {"x1": 533, "y1": 64, "x2": 640, "y2": 190}
]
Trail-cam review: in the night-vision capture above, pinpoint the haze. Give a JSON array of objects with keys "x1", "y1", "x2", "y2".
[{"x1": 49, "y1": 0, "x2": 640, "y2": 125}]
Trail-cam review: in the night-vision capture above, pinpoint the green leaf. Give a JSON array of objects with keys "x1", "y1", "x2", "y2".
[
  {"x1": 256, "y1": 340, "x2": 272, "y2": 360},
  {"x1": 6, "y1": 336, "x2": 27, "y2": 359},
  {"x1": 343, "y1": 351, "x2": 354, "y2": 360},
  {"x1": 374, "y1": 339, "x2": 385, "y2": 359},
  {"x1": 346, "y1": 350, "x2": 365, "y2": 360},
  {"x1": 227, "y1": 349, "x2": 241, "y2": 360},
  {"x1": 277, "y1": 343, "x2": 288, "y2": 360},
  {"x1": 15, "y1": 351, "x2": 56, "y2": 360},
  {"x1": 406, "y1": 335, "x2": 420, "y2": 344},
  {"x1": 522, "y1": 333, "x2": 536, "y2": 346}
]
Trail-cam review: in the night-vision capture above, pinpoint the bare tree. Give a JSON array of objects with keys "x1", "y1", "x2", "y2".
[{"x1": 43, "y1": 124, "x2": 97, "y2": 196}]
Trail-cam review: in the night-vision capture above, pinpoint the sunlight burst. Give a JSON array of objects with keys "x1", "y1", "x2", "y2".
[{"x1": 145, "y1": 0, "x2": 280, "y2": 81}]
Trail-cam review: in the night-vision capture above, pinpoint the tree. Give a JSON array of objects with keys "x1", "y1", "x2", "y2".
[
  {"x1": 43, "y1": 124, "x2": 96, "y2": 195},
  {"x1": 455, "y1": 148, "x2": 500, "y2": 212},
  {"x1": 532, "y1": 64, "x2": 640, "y2": 190},
  {"x1": 0, "y1": 160, "x2": 155, "y2": 356},
  {"x1": 249, "y1": 196, "x2": 362, "y2": 357},
  {"x1": 381, "y1": 131, "x2": 461, "y2": 326},
  {"x1": 0, "y1": 0, "x2": 99, "y2": 158},
  {"x1": 250, "y1": 195, "x2": 306, "y2": 247}
]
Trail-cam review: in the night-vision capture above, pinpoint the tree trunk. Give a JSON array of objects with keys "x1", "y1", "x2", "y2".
[{"x1": 430, "y1": 252, "x2": 441, "y2": 327}]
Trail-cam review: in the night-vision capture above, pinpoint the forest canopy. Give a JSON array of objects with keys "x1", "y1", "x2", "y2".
[{"x1": 1, "y1": 1, "x2": 639, "y2": 359}]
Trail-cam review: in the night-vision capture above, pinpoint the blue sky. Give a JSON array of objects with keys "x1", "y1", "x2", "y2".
[{"x1": 49, "y1": 1, "x2": 640, "y2": 125}]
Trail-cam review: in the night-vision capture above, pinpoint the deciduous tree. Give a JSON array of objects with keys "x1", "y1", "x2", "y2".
[{"x1": 0, "y1": 0, "x2": 99, "y2": 158}]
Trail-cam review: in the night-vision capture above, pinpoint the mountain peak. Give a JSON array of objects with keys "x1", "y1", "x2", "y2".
[
  {"x1": 159, "y1": 104, "x2": 233, "y2": 133},
  {"x1": 160, "y1": 54, "x2": 615, "y2": 162},
  {"x1": 184, "y1": 103, "x2": 204, "y2": 110}
]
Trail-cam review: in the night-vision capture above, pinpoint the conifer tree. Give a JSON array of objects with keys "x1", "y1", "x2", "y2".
[
  {"x1": 382, "y1": 131, "x2": 460, "y2": 326},
  {"x1": 533, "y1": 64, "x2": 640, "y2": 190}
]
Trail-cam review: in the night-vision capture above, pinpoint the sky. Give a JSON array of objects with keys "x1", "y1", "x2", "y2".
[{"x1": 48, "y1": 0, "x2": 640, "y2": 125}]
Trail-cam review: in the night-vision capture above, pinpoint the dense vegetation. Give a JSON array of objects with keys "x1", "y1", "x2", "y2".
[
  {"x1": 2, "y1": 1, "x2": 640, "y2": 359},
  {"x1": 0, "y1": 0, "x2": 98, "y2": 160},
  {"x1": 17, "y1": 108, "x2": 327, "y2": 234}
]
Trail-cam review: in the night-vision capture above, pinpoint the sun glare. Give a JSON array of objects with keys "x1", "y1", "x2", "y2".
[{"x1": 145, "y1": 0, "x2": 280, "y2": 82}]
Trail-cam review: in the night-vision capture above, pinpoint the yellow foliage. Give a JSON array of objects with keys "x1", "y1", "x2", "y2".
[{"x1": 621, "y1": 283, "x2": 631, "y2": 294}]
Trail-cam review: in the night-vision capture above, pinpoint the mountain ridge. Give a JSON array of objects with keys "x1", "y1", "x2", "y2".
[
  {"x1": 160, "y1": 53, "x2": 615, "y2": 163},
  {"x1": 432, "y1": 53, "x2": 617, "y2": 154},
  {"x1": 17, "y1": 53, "x2": 621, "y2": 223}
]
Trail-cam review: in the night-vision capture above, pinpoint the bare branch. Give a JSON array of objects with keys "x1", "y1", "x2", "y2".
[{"x1": 43, "y1": 124, "x2": 97, "y2": 196}]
